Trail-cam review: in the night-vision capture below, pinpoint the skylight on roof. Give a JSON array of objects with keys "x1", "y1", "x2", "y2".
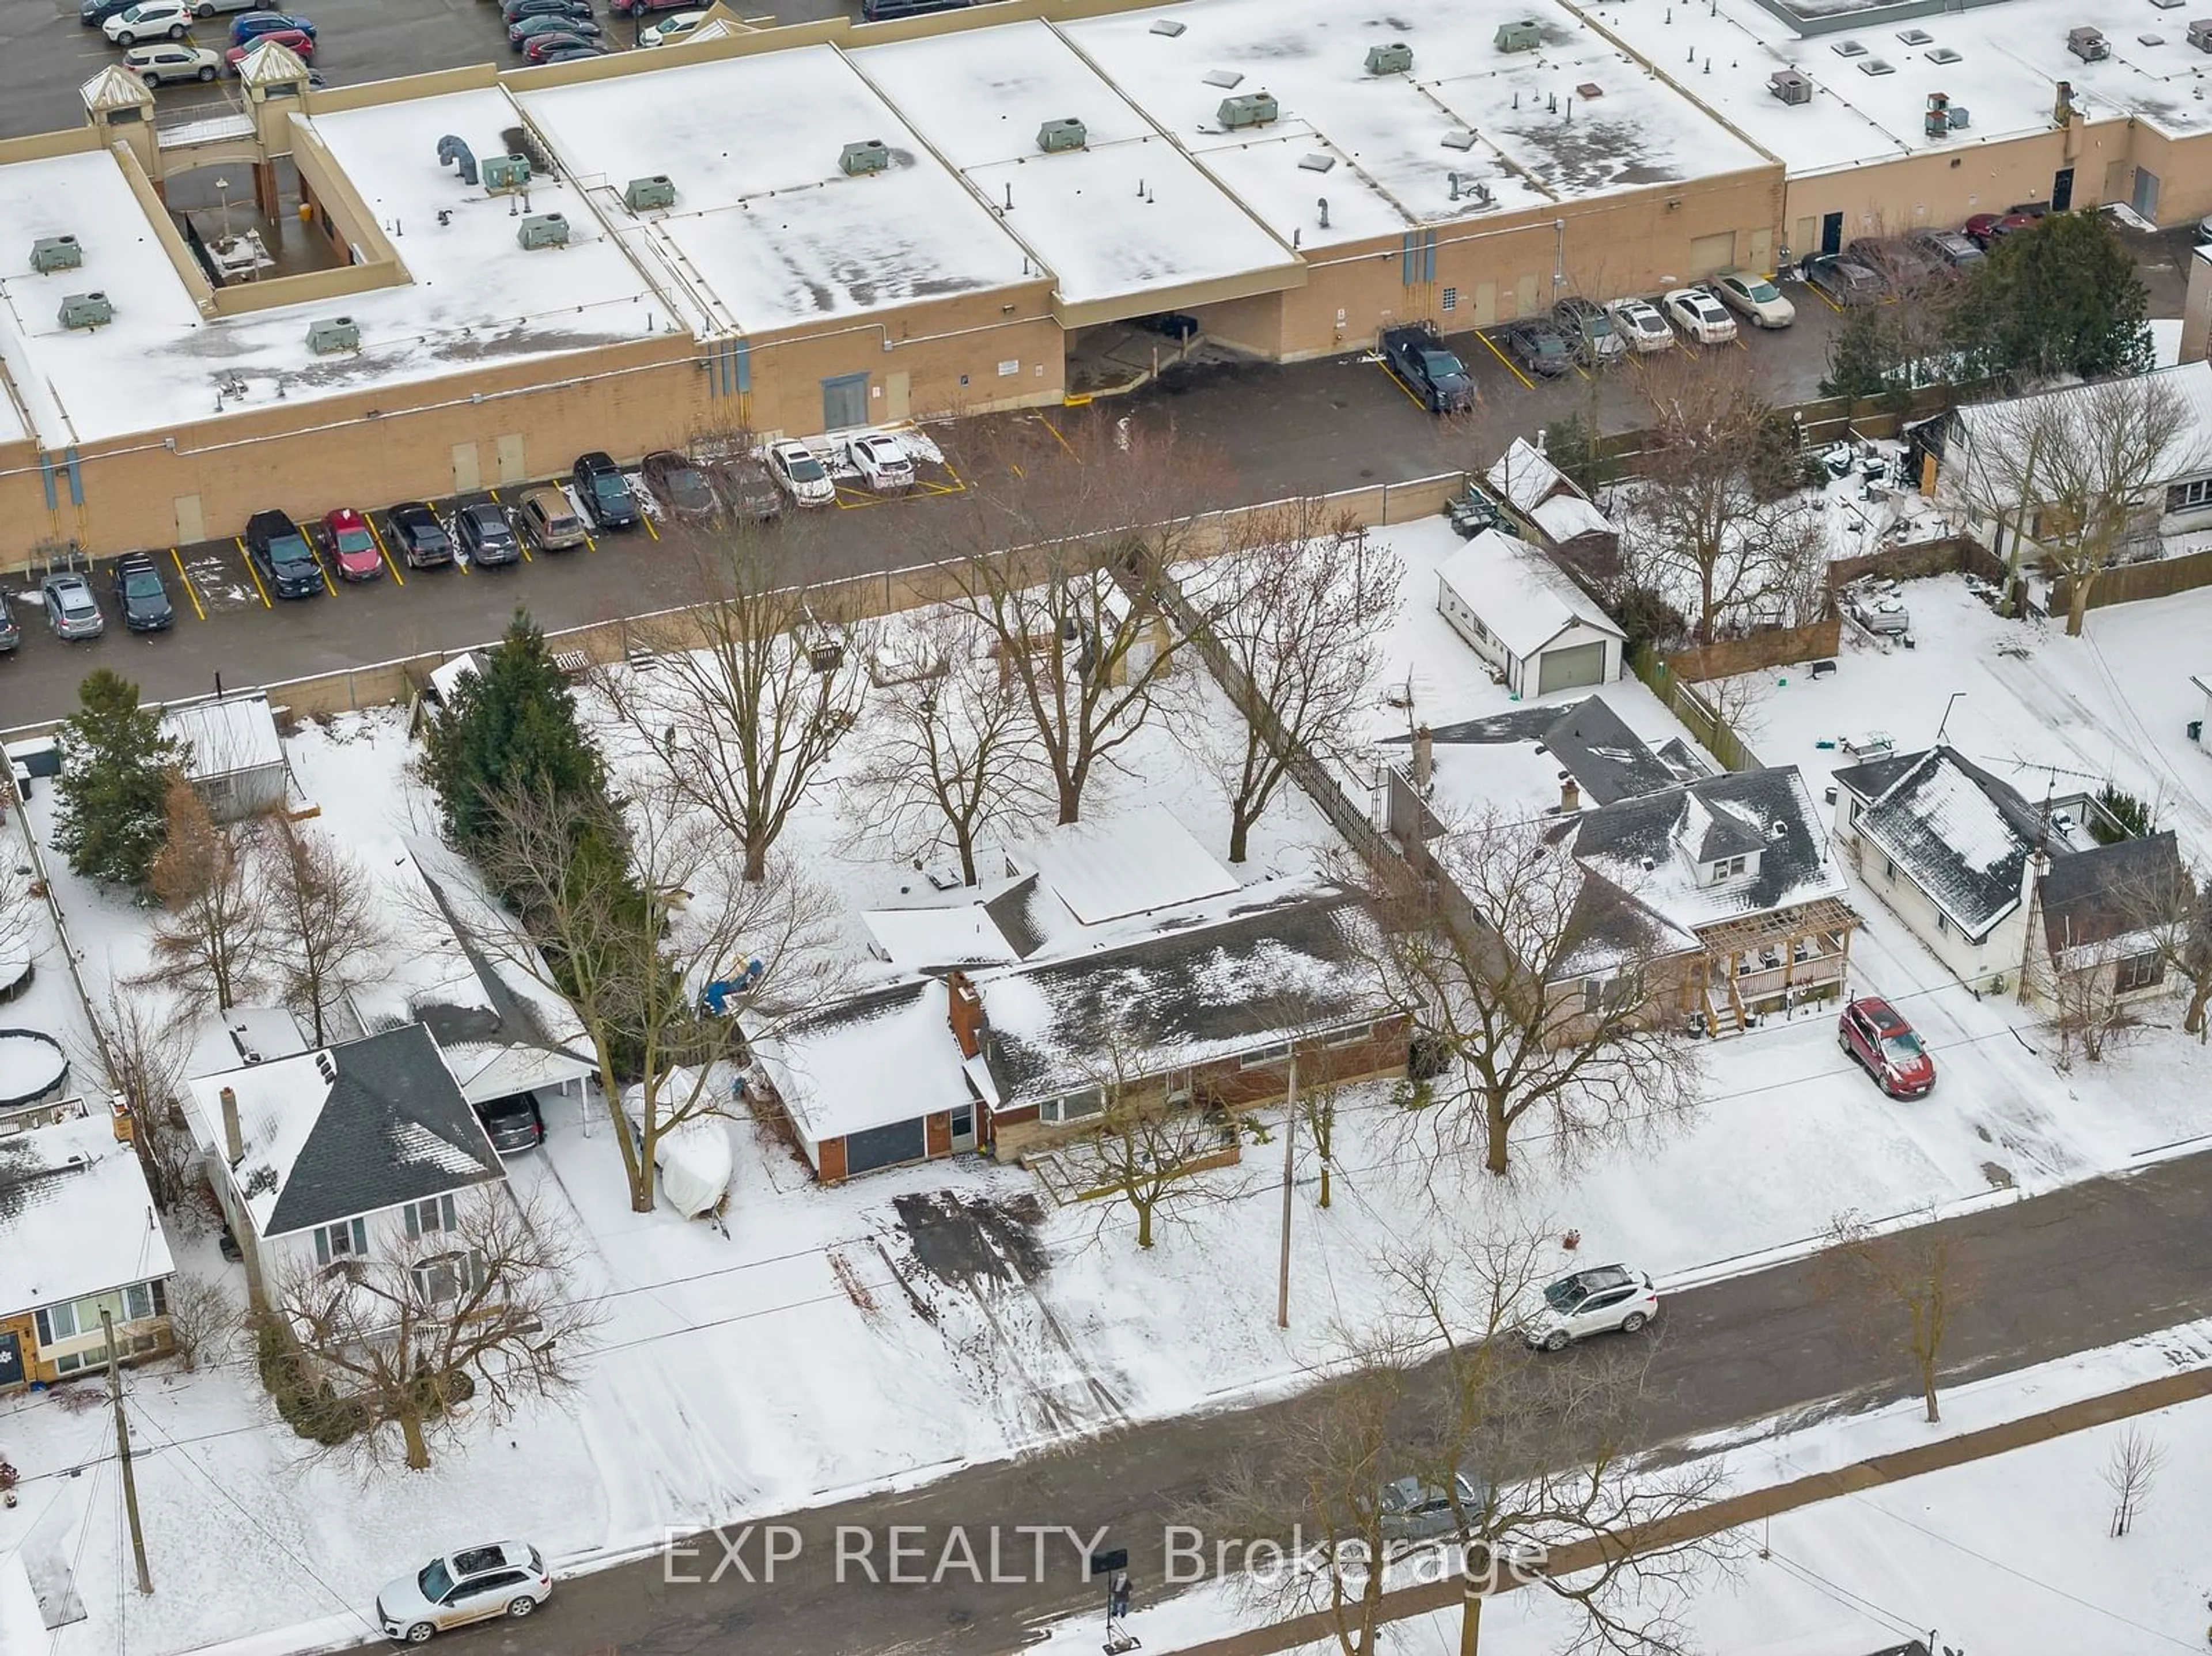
[
  {"x1": 1203, "y1": 68, "x2": 1244, "y2": 89},
  {"x1": 1858, "y1": 57, "x2": 1896, "y2": 74},
  {"x1": 1896, "y1": 27, "x2": 1933, "y2": 43},
  {"x1": 1833, "y1": 37, "x2": 1868, "y2": 55},
  {"x1": 1927, "y1": 46, "x2": 1963, "y2": 62}
]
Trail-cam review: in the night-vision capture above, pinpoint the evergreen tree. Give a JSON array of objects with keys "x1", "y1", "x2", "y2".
[
  {"x1": 52, "y1": 669, "x2": 183, "y2": 888},
  {"x1": 1819, "y1": 305, "x2": 1899, "y2": 412},
  {"x1": 1948, "y1": 211, "x2": 2153, "y2": 384},
  {"x1": 421, "y1": 609, "x2": 607, "y2": 858}
]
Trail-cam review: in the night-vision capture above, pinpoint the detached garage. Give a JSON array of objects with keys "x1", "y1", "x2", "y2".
[{"x1": 1435, "y1": 529, "x2": 1626, "y2": 699}]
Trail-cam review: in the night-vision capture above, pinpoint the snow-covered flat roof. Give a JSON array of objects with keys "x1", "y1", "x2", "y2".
[
  {"x1": 160, "y1": 691, "x2": 282, "y2": 779},
  {"x1": 862, "y1": 904, "x2": 1021, "y2": 970},
  {"x1": 1063, "y1": 0, "x2": 1772, "y2": 247},
  {"x1": 853, "y1": 22, "x2": 1297, "y2": 308},
  {"x1": 1586, "y1": 0, "x2": 2212, "y2": 173},
  {"x1": 517, "y1": 47, "x2": 1040, "y2": 334},
  {"x1": 1009, "y1": 804, "x2": 1240, "y2": 926},
  {"x1": 0, "y1": 1113, "x2": 175, "y2": 1314}
]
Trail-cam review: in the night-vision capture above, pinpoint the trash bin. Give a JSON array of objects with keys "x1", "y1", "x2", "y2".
[{"x1": 2190, "y1": 719, "x2": 2203, "y2": 742}]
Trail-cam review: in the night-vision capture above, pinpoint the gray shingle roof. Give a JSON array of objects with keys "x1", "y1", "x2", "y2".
[
  {"x1": 1396, "y1": 695, "x2": 1686, "y2": 806},
  {"x1": 2039, "y1": 830, "x2": 2184, "y2": 958},
  {"x1": 1854, "y1": 748, "x2": 2047, "y2": 939}
]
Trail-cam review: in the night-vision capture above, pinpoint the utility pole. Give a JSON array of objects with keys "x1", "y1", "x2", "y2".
[
  {"x1": 101, "y1": 1311, "x2": 153, "y2": 1595},
  {"x1": 1277, "y1": 1051, "x2": 1298, "y2": 1329}
]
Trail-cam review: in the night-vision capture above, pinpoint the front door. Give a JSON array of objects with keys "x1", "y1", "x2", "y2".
[
  {"x1": 1819, "y1": 211, "x2": 1844, "y2": 256},
  {"x1": 2132, "y1": 168, "x2": 2161, "y2": 221},
  {"x1": 949, "y1": 1105, "x2": 976, "y2": 1153},
  {"x1": 821, "y1": 373, "x2": 869, "y2": 431},
  {"x1": 451, "y1": 442, "x2": 480, "y2": 494},
  {"x1": 0, "y1": 1329, "x2": 23, "y2": 1389},
  {"x1": 494, "y1": 433, "x2": 528, "y2": 485},
  {"x1": 172, "y1": 494, "x2": 204, "y2": 545},
  {"x1": 2051, "y1": 167, "x2": 2075, "y2": 211}
]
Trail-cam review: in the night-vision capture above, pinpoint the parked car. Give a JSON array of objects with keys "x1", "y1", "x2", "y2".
[
  {"x1": 1838, "y1": 996, "x2": 1936, "y2": 1097},
  {"x1": 1551, "y1": 295, "x2": 1626, "y2": 365},
  {"x1": 1662, "y1": 286, "x2": 1738, "y2": 345},
  {"x1": 1709, "y1": 270, "x2": 1794, "y2": 329},
  {"x1": 1378, "y1": 1471, "x2": 1485, "y2": 1544},
  {"x1": 571, "y1": 452, "x2": 639, "y2": 530},
  {"x1": 1520, "y1": 1264, "x2": 1659, "y2": 1352},
  {"x1": 516, "y1": 487, "x2": 588, "y2": 551},
  {"x1": 454, "y1": 501, "x2": 520, "y2": 567},
  {"x1": 1804, "y1": 254, "x2": 1884, "y2": 307},
  {"x1": 125, "y1": 41, "x2": 222, "y2": 81},
  {"x1": 1133, "y1": 310, "x2": 1200, "y2": 342},
  {"x1": 1846, "y1": 237, "x2": 1946, "y2": 293},
  {"x1": 316, "y1": 507, "x2": 384, "y2": 581},
  {"x1": 842, "y1": 433, "x2": 914, "y2": 493},
  {"x1": 767, "y1": 440, "x2": 834, "y2": 507},
  {"x1": 501, "y1": 0, "x2": 588, "y2": 21},
  {"x1": 1604, "y1": 295, "x2": 1675, "y2": 353},
  {"x1": 1494, "y1": 319, "x2": 1573, "y2": 379},
  {"x1": 639, "y1": 449, "x2": 718, "y2": 519},
  {"x1": 861, "y1": 0, "x2": 971, "y2": 18},
  {"x1": 1906, "y1": 227, "x2": 1984, "y2": 276},
  {"x1": 1963, "y1": 210, "x2": 2036, "y2": 249},
  {"x1": 0, "y1": 593, "x2": 18, "y2": 655},
  {"x1": 387, "y1": 501, "x2": 454, "y2": 569},
  {"x1": 245, "y1": 509, "x2": 323, "y2": 598},
  {"x1": 1380, "y1": 323, "x2": 1475, "y2": 413},
  {"x1": 85, "y1": 0, "x2": 248, "y2": 20},
  {"x1": 226, "y1": 25, "x2": 311, "y2": 65},
  {"x1": 111, "y1": 554, "x2": 174, "y2": 631},
  {"x1": 610, "y1": 0, "x2": 695, "y2": 18},
  {"x1": 474, "y1": 1093, "x2": 546, "y2": 1154},
  {"x1": 376, "y1": 1541, "x2": 552, "y2": 1643},
  {"x1": 41, "y1": 573, "x2": 105, "y2": 641},
  {"x1": 228, "y1": 9, "x2": 312, "y2": 44},
  {"x1": 525, "y1": 31, "x2": 604, "y2": 58},
  {"x1": 510, "y1": 12, "x2": 600, "y2": 44},
  {"x1": 104, "y1": 0, "x2": 194, "y2": 43},
  {"x1": 638, "y1": 7, "x2": 703, "y2": 41},
  {"x1": 710, "y1": 455, "x2": 783, "y2": 522}
]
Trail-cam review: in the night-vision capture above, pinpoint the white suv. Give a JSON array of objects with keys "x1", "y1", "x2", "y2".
[
  {"x1": 1604, "y1": 295, "x2": 1675, "y2": 354},
  {"x1": 767, "y1": 439, "x2": 834, "y2": 507},
  {"x1": 104, "y1": 0, "x2": 193, "y2": 41},
  {"x1": 1521, "y1": 1264, "x2": 1660, "y2": 1351},
  {"x1": 124, "y1": 40, "x2": 221, "y2": 81}
]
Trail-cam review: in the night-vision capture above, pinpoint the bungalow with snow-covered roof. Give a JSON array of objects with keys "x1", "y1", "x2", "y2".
[
  {"x1": 1435, "y1": 529, "x2": 1626, "y2": 699},
  {"x1": 184, "y1": 1024, "x2": 506, "y2": 1303},
  {"x1": 1486, "y1": 438, "x2": 1620, "y2": 573},
  {"x1": 1833, "y1": 746, "x2": 2183, "y2": 1006},
  {"x1": 0, "y1": 1109, "x2": 175, "y2": 1389},
  {"x1": 159, "y1": 691, "x2": 287, "y2": 821}
]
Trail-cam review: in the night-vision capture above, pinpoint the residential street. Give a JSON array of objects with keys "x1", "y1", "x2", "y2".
[{"x1": 428, "y1": 1145, "x2": 2212, "y2": 1656}]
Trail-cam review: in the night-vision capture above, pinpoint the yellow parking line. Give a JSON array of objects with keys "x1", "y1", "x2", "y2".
[
  {"x1": 320, "y1": 560, "x2": 337, "y2": 597},
  {"x1": 642, "y1": 514, "x2": 660, "y2": 542},
  {"x1": 236, "y1": 536, "x2": 272, "y2": 608},
  {"x1": 1817, "y1": 290, "x2": 1844, "y2": 314},
  {"x1": 1039, "y1": 415, "x2": 1078, "y2": 459},
  {"x1": 369, "y1": 517, "x2": 406, "y2": 586},
  {"x1": 942, "y1": 461, "x2": 964, "y2": 490},
  {"x1": 1378, "y1": 361, "x2": 1432, "y2": 411},
  {"x1": 1477, "y1": 331, "x2": 1536, "y2": 391},
  {"x1": 169, "y1": 547, "x2": 206, "y2": 621}
]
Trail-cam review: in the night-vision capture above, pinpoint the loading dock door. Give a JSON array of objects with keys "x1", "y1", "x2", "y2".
[
  {"x1": 822, "y1": 373, "x2": 869, "y2": 431},
  {"x1": 2132, "y1": 168, "x2": 2160, "y2": 222},
  {"x1": 1536, "y1": 641, "x2": 1607, "y2": 695},
  {"x1": 1688, "y1": 231, "x2": 1737, "y2": 276},
  {"x1": 843, "y1": 1117, "x2": 927, "y2": 1176}
]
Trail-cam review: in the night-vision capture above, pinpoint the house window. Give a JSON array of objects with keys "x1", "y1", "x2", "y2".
[
  {"x1": 1040, "y1": 1087, "x2": 1105, "y2": 1124},
  {"x1": 315, "y1": 1218, "x2": 369, "y2": 1267},
  {"x1": 1239, "y1": 1041, "x2": 1293, "y2": 1068},
  {"x1": 1707, "y1": 855, "x2": 1747, "y2": 885},
  {"x1": 1441, "y1": 286, "x2": 1459, "y2": 312},
  {"x1": 2167, "y1": 478, "x2": 2212, "y2": 511},
  {"x1": 411, "y1": 1250, "x2": 482, "y2": 1305},
  {"x1": 1322, "y1": 1025, "x2": 1370, "y2": 1048},
  {"x1": 404, "y1": 1195, "x2": 459, "y2": 1240},
  {"x1": 1936, "y1": 911, "x2": 1950, "y2": 935},
  {"x1": 1849, "y1": 800, "x2": 1861, "y2": 824},
  {"x1": 1884, "y1": 857, "x2": 1897, "y2": 884},
  {"x1": 2116, "y1": 952, "x2": 2164, "y2": 992}
]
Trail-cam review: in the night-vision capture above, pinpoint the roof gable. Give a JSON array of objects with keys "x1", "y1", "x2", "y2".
[
  {"x1": 2039, "y1": 831, "x2": 2184, "y2": 958},
  {"x1": 1435, "y1": 529, "x2": 1626, "y2": 663},
  {"x1": 1855, "y1": 748, "x2": 2044, "y2": 937}
]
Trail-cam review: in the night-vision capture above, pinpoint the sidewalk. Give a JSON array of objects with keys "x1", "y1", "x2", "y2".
[{"x1": 1173, "y1": 1364, "x2": 2212, "y2": 1656}]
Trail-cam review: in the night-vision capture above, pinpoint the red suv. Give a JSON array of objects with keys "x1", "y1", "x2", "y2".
[{"x1": 1838, "y1": 996, "x2": 1936, "y2": 1098}]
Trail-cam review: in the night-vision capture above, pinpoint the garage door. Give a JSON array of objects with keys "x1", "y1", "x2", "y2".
[
  {"x1": 1687, "y1": 230, "x2": 1738, "y2": 278},
  {"x1": 843, "y1": 1117, "x2": 927, "y2": 1176},
  {"x1": 1537, "y1": 641, "x2": 1607, "y2": 695}
]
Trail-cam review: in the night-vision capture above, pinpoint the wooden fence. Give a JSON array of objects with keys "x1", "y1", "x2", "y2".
[
  {"x1": 1629, "y1": 645, "x2": 1762, "y2": 772},
  {"x1": 1660, "y1": 615, "x2": 1842, "y2": 684},
  {"x1": 2048, "y1": 543, "x2": 2212, "y2": 618}
]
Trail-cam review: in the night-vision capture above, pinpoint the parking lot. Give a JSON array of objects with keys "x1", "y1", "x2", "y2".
[{"x1": 0, "y1": 0, "x2": 855, "y2": 143}]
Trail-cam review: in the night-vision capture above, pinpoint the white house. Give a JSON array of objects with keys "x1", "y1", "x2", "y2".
[
  {"x1": 1435, "y1": 528, "x2": 1626, "y2": 698},
  {"x1": 185, "y1": 1023, "x2": 507, "y2": 1295},
  {"x1": 159, "y1": 691, "x2": 287, "y2": 820}
]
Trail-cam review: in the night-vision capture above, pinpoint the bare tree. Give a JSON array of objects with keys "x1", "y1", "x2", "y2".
[
  {"x1": 1303, "y1": 1077, "x2": 1344, "y2": 1211},
  {"x1": 1201, "y1": 502, "x2": 1403, "y2": 863},
  {"x1": 1047, "y1": 1020, "x2": 1243, "y2": 1250},
  {"x1": 164, "y1": 1271, "x2": 239, "y2": 1373},
  {"x1": 1208, "y1": 1226, "x2": 1729, "y2": 1656},
  {"x1": 260, "y1": 814, "x2": 388, "y2": 1045},
  {"x1": 932, "y1": 416, "x2": 1233, "y2": 825},
  {"x1": 1948, "y1": 373, "x2": 2204, "y2": 635},
  {"x1": 1821, "y1": 1208, "x2": 1965, "y2": 1424},
  {"x1": 267, "y1": 1183, "x2": 603, "y2": 1471},
  {"x1": 2043, "y1": 935, "x2": 2143, "y2": 1068},
  {"x1": 457, "y1": 774, "x2": 838, "y2": 1214},
  {"x1": 606, "y1": 536, "x2": 872, "y2": 884},
  {"x1": 2125, "y1": 859, "x2": 2212, "y2": 1041},
  {"x1": 2102, "y1": 1424, "x2": 2163, "y2": 1538},
  {"x1": 1363, "y1": 811, "x2": 1704, "y2": 1177},
  {"x1": 1615, "y1": 351, "x2": 1827, "y2": 646},
  {"x1": 135, "y1": 779, "x2": 269, "y2": 1015},
  {"x1": 79, "y1": 986, "x2": 197, "y2": 1212},
  {"x1": 840, "y1": 609, "x2": 1051, "y2": 886}
]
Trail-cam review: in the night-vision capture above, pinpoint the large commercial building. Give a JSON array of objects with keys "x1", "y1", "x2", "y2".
[{"x1": 0, "y1": 0, "x2": 2205, "y2": 562}]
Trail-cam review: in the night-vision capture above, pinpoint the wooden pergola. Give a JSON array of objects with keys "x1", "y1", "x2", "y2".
[{"x1": 1692, "y1": 896, "x2": 1862, "y2": 1034}]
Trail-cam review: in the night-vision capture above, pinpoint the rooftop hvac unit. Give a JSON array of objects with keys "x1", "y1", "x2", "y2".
[
  {"x1": 29, "y1": 235, "x2": 82, "y2": 274},
  {"x1": 482, "y1": 152, "x2": 533, "y2": 192},
  {"x1": 1217, "y1": 91, "x2": 1278, "y2": 128},
  {"x1": 1365, "y1": 40, "x2": 1414, "y2": 74},
  {"x1": 840, "y1": 139, "x2": 890, "y2": 176},
  {"x1": 1769, "y1": 68, "x2": 1813, "y2": 103},
  {"x1": 58, "y1": 291, "x2": 112, "y2": 330},
  {"x1": 1948, "y1": 103, "x2": 1971, "y2": 127},
  {"x1": 2190, "y1": 17, "x2": 2212, "y2": 49},
  {"x1": 1036, "y1": 117, "x2": 1087, "y2": 152},
  {"x1": 1494, "y1": 18, "x2": 1542, "y2": 51},
  {"x1": 1924, "y1": 89, "x2": 1950, "y2": 134},
  {"x1": 305, "y1": 316, "x2": 359, "y2": 354},
  {"x1": 624, "y1": 174, "x2": 676, "y2": 211},
  {"x1": 516, "y1": 212, "x2": 569, "y2": 249},
  {"x1": 2067, "y1": 25, "x2": 2109, "y2": 57}
]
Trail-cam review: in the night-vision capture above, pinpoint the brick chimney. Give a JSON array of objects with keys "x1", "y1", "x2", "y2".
[
  {"x1": 1559, "y1": 771, "x2": 1581, "y2": 814},
  {"x1": 220, "y1": 1085, "x2": 244, "y2": 1165},
  {"x1": 1412, "y1": 725, "x2": 1434, "y2": 794},
  {"x1": 945, "y1": 971, "x2": 987, "y2": 1060}
]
